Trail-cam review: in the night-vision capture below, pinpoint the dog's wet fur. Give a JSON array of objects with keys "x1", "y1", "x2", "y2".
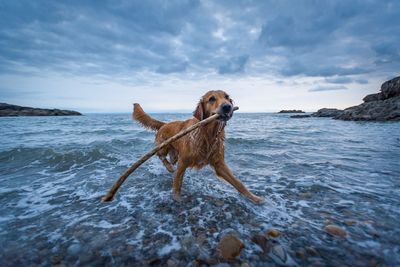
[{"x1": 133, "y1": 90, "x2": 264, "y2": 203}]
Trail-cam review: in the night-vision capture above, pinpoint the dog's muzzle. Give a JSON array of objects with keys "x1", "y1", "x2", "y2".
[{"x1": 217, "y1": 103, "x2": 233, "y2": 121}]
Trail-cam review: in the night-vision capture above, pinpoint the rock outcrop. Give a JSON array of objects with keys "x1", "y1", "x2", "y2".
[
  {"x1": 278, "y1": 110, "x2": 305, "y2": 113},
  {"x1": 290, "y1": 114, "x2": 311, "y2": 118},
  {"x1": 0, "y1": 103, "x2": 82, "y2": 117},
  {"x1": 336, "y1": 96, "x2": 400, "y2": 121},
  {"x1": 313, "y1": 76, "x2": 400, "y2": 121},
  {"x1": 312, "y1": 108, "x2": 343, "y2": 118}
]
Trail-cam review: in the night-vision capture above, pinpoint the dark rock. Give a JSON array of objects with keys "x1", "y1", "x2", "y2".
[
  {"x1": 290, "y1": 114, "x2": 311, "y2": 118},
  {"x1": 0, "y1": 103, "x2": 81, "y2": 117},
  {"x1": 380, "y1": 76, "x2": 400, "y2": 99},
  {"x1": 295, "y1": 248, "x2": 306, "y2": 260},
  {"x1": 312, "y1": 108, "x2": 343, "y2": 117},
  {"x1": 166, "y1": 258, "x2": 179, "y2": 267},
  {"x1": 251, "y1": 234, "x2": 270, "y2": 253},
  {"x1": 271, "y1": 244, "x2": 287, "y2": 263},
  {"x1": 50, "y1": 255, "x2": 62, "y2": 264},
  {"x1": 67, "y1": 243, "x2": 82, "y2": 255},
  {"x1": 363, "y1": 93, "x2": 382, "y2": 102},
  {"x1": 335, "y1": 96, "x2": 400, "y2": 121},
  {"x1": 269, "y1": 243, "x2": 297, "y2": 266},
  {"x1": 278, "y1": 109, "x2": 305, "y2": 113},
  {"x1": 305, "y1": 246, "x2": 319, "y2": 257},
  {"x1": 314, "y1": 76, "x2": 400, "y2": 121}
]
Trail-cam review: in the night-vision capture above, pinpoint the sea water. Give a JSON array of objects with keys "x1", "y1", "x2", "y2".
[{"x1": 1, "y1": 113, "x2": 399, "y2": 266}]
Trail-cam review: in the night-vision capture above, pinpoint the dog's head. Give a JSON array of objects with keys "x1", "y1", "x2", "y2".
[{"x1": 193, "y1": 90, "x2": 234, "y2": 121}]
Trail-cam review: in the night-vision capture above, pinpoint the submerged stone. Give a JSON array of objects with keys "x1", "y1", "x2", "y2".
[
  {"x1": 251, "y1": 234, "x2": 270, "y2": 253},
  {"x1": 266, "y1": 229, "x2": 281, "y2": 238},
  {"x1": 324, "y1": 224, "x2": 347, "y2": 237},
  {"x1": 217, "y1": 234, "x2": 245, "y2": 260}
]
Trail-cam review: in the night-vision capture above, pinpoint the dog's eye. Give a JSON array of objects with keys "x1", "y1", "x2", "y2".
[
  {"x1": 209, "y1": 96, "x2": 216, "y2": 102},
  {"x1": 225, "y1": 95, "x2": 229, "y2": 100}
]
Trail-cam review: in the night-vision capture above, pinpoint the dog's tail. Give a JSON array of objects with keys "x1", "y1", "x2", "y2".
[{"x1": 133, "y1": 103, "x2": 165, "y2": 131}]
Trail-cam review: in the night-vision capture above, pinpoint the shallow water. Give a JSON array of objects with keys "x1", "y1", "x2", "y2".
[{"x1": 0, "y1": 113, "x2": 399, "y2": 266}]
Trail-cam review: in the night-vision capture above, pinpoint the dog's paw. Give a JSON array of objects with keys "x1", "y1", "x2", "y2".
[
  {"x1": 166, "y1": 166, "x2": 175, "y2": 173},
  {"x1": 250, "y1": 195, "x2": 265, "y2": 204},
  {"x1": 173, "y1": 192, "x2": 182, "y2": 202}
]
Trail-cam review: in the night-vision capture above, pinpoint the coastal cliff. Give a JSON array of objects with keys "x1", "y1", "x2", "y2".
[
  {"x1": 0, "y1": 103, "x2": 82, "y2": 117},
  {"x1": 313, "y1": 76, "x2": 400, "y2": 121}
]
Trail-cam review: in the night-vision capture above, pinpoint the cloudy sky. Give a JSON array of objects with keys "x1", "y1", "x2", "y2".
[{"x1": 0, "y1": 0, "x2": 399, "y2": 112}]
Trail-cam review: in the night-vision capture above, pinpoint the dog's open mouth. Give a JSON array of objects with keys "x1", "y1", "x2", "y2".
[
  {"x1": 218, "y1": 113, "x2": 231, "y2": 121},
  {"x1": 215, "y1": 111, "x2": 233, "y2": 121}
]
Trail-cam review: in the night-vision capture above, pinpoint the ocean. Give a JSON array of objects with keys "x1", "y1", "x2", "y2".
[{"x1": 1, "y1": 113, "x2": 399, "y2": 266}]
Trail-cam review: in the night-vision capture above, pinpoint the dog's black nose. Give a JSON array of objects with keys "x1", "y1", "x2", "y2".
[{"x1": 221, "y1": 103, "x2": 232, "y2": 113}]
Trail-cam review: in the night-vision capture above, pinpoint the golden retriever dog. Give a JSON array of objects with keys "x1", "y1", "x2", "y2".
[{"x1": 133, "y1": 90, "x2": 264, "y2": 204}]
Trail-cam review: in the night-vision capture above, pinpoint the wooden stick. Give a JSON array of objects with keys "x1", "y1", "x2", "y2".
[{"x1": 101, "y1": 106, "x2": 239, "y2": 202}]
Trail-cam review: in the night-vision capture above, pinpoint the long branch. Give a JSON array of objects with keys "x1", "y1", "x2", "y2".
[{"x1": 101, "y1": 107, "x2": 238, "y2": 202}]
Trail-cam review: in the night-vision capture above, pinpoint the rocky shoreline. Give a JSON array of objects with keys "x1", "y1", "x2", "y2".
[
  {"x1": 0, "y1": 103, "x2": 82, "y2": 117},
  {"x1": 278, "y1": 109, "x2": 305, "y2": 113},
  {"x1": 312, "y1": 76, "x2": 400, "y2": 121}
]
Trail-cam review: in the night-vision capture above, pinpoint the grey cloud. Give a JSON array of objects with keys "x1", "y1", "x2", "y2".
[
  {"x1": 256, "y1": 1, "x2": 399, "y2": 78},
  {"x1": 309, "y1": 85, "x2": 348, "y2": 92},
  {"x1": 281, "y1": 61, "x2": 370, "y2": 77},
  {"x1": 156, "y1": 61, "x2": 188, "y2": 74},
  {"x1": 355, "y1": 79, "x2": 368, "y2": 84},
  {"x1": 0, "y1": 0, "x2": 399, "y2": 81},
  {"x1": 218, "y1": 55, "x2": 249, "y2": 74},
  {"x1": 325, "y1": 77, "x2": 352, "y2": 84},
  {"x1": 324, "y1": 76, "x2": 369, "y2": 84},
  {"x1": 0, "y1": 88, "x2": 43, "y2": 98}
]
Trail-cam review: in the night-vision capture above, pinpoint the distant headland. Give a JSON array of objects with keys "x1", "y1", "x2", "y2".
[
  {"x1": 290, "y1": 76, "x2": 400, "y2": 121},
  {"x1": 278, "y1": 109, "x2": 305, "y2": 113},
  {"x1": 0, "y1": 103, "x2": 82, "y2": 117},
  {"x1": 314, "y1": 76, "x2": 400, "y2": 121}
]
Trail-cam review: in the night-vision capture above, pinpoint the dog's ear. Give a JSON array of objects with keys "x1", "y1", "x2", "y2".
[{"x1": 193, "y1": 100, "x2": 204, "y2": 120}]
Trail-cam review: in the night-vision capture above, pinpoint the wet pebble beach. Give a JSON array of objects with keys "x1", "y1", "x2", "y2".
[{"x1": 1, "y1": 113, "x2": 400, "y2": 266}]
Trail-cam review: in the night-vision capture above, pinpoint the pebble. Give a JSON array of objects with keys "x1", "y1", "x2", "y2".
[
  {"x1": 241, "y1": 263, "x2": 250, "y2": 267},
  {"x1": 295, "y1": 248, "x2": 306, "y2": 260},
  {"x1": 67, "y1": 243, "x2": 81, "y2": 255},
  {"x1": 167, "y1": 258, "x2": 179, "y2": 267},
  {"x1": 324, "y1": 224, "x2": 347, "y2": 237},
  {"x1": 225, "y1": 212, "x2": 232, "y2": 220},
  {"x1": 249, "y1": 254, "x2": 259, "y2": 261},
  {"x1": 126, "y1": 245, "x2": 134, "y2": 252},
  {"x1": 299, "y1": 192, "x2": 312, "y2": 199},
  {"x1": 215, "y1": 200, "x2": 225, "y2": 207},
  {"x1": 312, "y1": 260, "x2": 323, "y2": 267},
  {"x1": 271, "y1": 244, "x2": 287, "y2": 263},
  {"x1": 344, "y1": 220, "x2": 357, "y2": 226},
  {"x1": 251, "y1": 234, "x2": 270, "y2": 253},
  {"x1": 266, "y1": 229, "x2": 281, "y2": 238},
  {"x1": 50, "y1": 255, "x2": 62, "y2": 264},
  {"x1": 305, "y1": 246, "x2": 319, "y2": 257},
  {"x1": 196, "y1": 232, "x2": 207, "y2": 244},
  {"x1": 268, "y1": 243, "x2": 297, "y2": 266},
  {"x1": 217, "y1": 234, "x2": 245, "y2": 260}
]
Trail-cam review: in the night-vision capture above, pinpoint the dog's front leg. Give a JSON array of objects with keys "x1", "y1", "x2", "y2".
[
  {"x1": 212, "y1": 161, "x2": 264, "y2": 204},
  {"x1": 172, "y1": 160, "x2": 188, "y2": 202}
]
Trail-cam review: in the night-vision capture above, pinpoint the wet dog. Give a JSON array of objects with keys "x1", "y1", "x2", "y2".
[{"x1": 133, "y1": 90, "x2": 264, "y2": 203}]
